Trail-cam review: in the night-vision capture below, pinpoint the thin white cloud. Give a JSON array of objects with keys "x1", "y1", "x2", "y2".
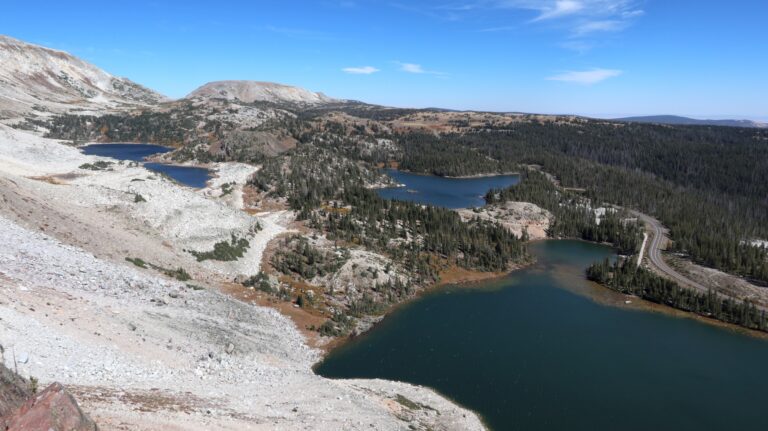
[
  {"x1": 436, "y1": 1, "x2": 643, "y2": 40},
  {"x1": 342, "y1": 66, "x2": 380, "y2": 74},
  {"x1": 621, "y1": 9, "x2": 644, "y2": 18},
  {"x1": 547, "y1": 68, "x2": 622, "y2": 84},
  {"x1": 400, "y1": 63, "x2": 426, "y2": 73},
  {"x1": 573, "y1": 19, "x2": 628, "y2": 35},
  {"x1": 500, "y1": 0, "x2": 645, "y2": 27},
  {"x1": 532, "y1": 0, "x2": 585, "y2": 21},
  {"x1": 396, "y1": 62, "x2": 446, "y2": 75}
]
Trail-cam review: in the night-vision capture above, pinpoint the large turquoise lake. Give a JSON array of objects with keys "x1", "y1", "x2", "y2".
[{"x1": 318, "y1": 172, "x2": 768, "y2": 430}]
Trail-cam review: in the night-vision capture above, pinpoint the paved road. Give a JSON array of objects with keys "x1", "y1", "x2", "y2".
[{"x1": 633, "y1": 211, "x2": 708, "y2": 293}]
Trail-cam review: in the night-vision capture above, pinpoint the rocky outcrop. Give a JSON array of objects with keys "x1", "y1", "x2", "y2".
[
  {"x1": 186, "y1": 80, "x2": 335, "y2": 105},
  {"x1": 2, "y1": 382, "x2": 97, "y2": 431},
  {"x1": 1, "y1": 363, "x2": 96, "y2": 431},
  {"x1": 457, "y1": 201, "x2": 552, "y2": 240}
]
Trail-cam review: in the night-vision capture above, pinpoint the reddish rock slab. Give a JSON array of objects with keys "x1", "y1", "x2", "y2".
[{"x1": 3, "y1": 382, "x2": 97, "y2": 431}]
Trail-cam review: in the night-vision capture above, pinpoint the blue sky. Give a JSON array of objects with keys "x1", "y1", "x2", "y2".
[{"x1": 2, "y1": 0, "x2": 766, "y2": 119}]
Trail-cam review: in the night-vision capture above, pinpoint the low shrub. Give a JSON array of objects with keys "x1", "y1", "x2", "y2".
[
  {"x1": 190, "y1": 235, "x2": 250, "y2": 261},
  {"x1": 79, "y1": 160, "x2": 114, "y2": 171}
]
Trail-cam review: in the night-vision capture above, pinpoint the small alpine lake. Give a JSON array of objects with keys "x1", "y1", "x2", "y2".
[
  {"x1": 319, "y1": 170, "x2": 768, "y2": 431},
  {"x1": 376, "y1": 169, "x2": 519, "y2": 209},
  {"x1": 80, "y1": 143, "x2": 211, "y2": 188}
]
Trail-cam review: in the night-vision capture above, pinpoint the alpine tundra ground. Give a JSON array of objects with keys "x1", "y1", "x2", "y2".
[{"x1": 0, "y1": 124, "x2": 484, "y2": 431}]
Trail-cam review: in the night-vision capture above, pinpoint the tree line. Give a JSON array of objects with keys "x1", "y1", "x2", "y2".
[
  {"x1": 486, "y1": 169, "x2": 643, "y2": 255},
  {"x1": 587, "y1": 258, "x2": 768, "y2": 332},
  {"x1": 251, "y1": 144, "x2": 528, "y2": 284},
  {"x1": 389, "y1": 122, "x2": 768, "y2": 283}
]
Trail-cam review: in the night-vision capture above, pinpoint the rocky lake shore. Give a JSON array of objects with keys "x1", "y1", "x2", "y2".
[{"x1": 0, "y1": 124, "x2": 484, "y2": 430}]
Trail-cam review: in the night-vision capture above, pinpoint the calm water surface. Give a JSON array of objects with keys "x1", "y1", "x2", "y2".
[
  {"x1": 80, "y1": 143, "x2": 211, "y2": 188},
  {"x1": 325, "y1": 170, "x2": 768, "y2": 430},
  {"x1": 377, "y1": 169, "x2": 519, "y2": 208},
  {"x1": 316, "y1": 240, "x2": 768, "y2": 430}
]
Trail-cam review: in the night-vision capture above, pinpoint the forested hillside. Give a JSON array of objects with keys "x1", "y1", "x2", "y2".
[
  {"x1": 486, "y1": 169, "x2": 643, "y2": 255},
  {"x1": 389, "y1": 121, "x2": 768, "y2": 283},
  {"x1": 251, "y1": 145, "x2": 528, "y2": 285},
  {"x1": 28, "y1": 102, "x2": 768, "y2": 284},
  {"x1": 587, "y1": 259, "x2": 768, "y2": 332}
]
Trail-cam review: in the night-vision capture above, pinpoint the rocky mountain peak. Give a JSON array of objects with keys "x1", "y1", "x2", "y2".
[
  {"x1": 0, "y1": 35, "x2": 167, "y2": 120},
  {"x1": 185, "y1": 80, "x2": 336, "y2": 105}
]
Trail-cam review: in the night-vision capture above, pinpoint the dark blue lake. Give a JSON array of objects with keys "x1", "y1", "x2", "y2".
[
  {"x1": 316, "y1": 240, "x2": 768, "y2": 430},
  {"x1": 377, "y1": 169, "x2": 519, "y2": 208},
  {"x1": 142, "y1": 163, "x2": 211, "y2": 188},
  {"x1": 80, "y1": 143, "x2": 211, "y2": 188},
  {"x1": 328, "y1": 170, "x2": 768, "y2": 430}
]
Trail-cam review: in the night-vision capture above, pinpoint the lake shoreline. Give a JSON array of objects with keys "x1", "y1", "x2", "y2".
[
  {"x1": 79, "y1": 142, "x2": 213, "y2": 188},
  {"x1": 77, "y1": 140, "x2": 216, "y2": 169},
  {"x1": 315, "y1": 240, "x2": 768, "y2": 431},
  {"x1": 258, "y1": 208, "x2": 768, "y2": 364},
  {"x1": 378, "y1": 168, "x2": 520, "y2": 209},
  {"x1": 387, "y1": 167, "x2": 520, "y2": 180},
  {"x1": 314, "y1": 238, "x2": 768, "y2": 362},
  {"x1": 586, "y1": 277, "x2": 768, "y2": 339},
  {"x1": 315, "y1": 235, "x2": 768, "y2": 362},
  {"x1": 313, "y1": 261, "x2": 532, "y2": 355},
  {"x1": 444, "y1": 171, "x2": 520, "y2": 179},
  {"x1": 74, "y1": 139, "x2": 182, "y2": 149}
]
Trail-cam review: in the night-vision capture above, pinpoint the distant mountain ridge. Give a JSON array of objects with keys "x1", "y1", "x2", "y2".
[
  {"x1": 185, "y1": 80, "x2": 336, "y2": 105},
  {"x1": 614, "y1": 115, "x2": 767, "y2": 128},
  {"x1": 0, "y1": 35, "x2": 167, "y2": 120},
  {"x1": 1, "y1": 34, "x2": 763, "y2": 130}
]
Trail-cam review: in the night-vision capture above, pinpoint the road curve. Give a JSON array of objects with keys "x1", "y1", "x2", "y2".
[{"x1": 633, "y1": 211, "x2": 709, "y2": 293}]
